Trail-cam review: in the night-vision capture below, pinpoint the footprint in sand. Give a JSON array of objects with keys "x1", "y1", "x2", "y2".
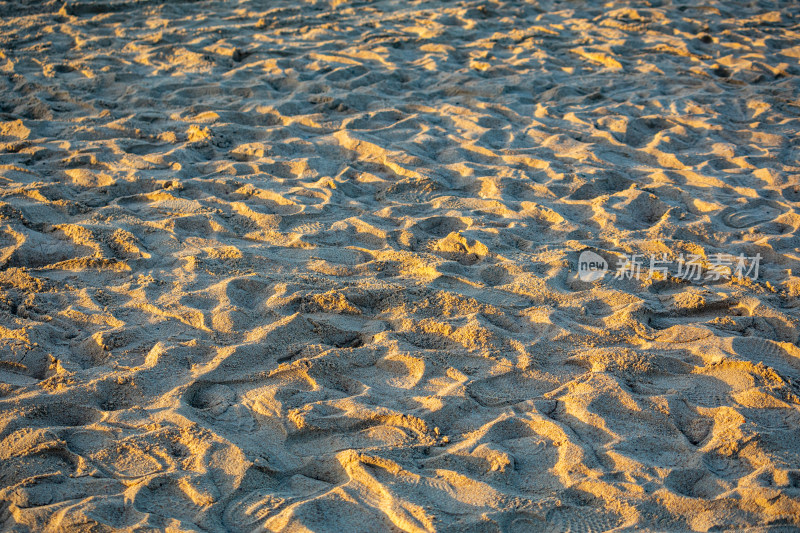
[
  {"x1": 545, "y1": 505, "x2": 622, "y2": 533},
  {"x1": 186, "y1": 382, "x2": 260, "y2": 436},
  {"x1": 718, "y1": 198, "x2": 786, "y2": 228},
  {"x1": 466, "y1": 371, "x2": 558, "y2": 407},
  {"x1": 681, "y1": 375, "x2": 733, "y2": 408},
  {"x1": 188, "y1": 382, "x2": 236, "y2": 415},
  {"x1": 702, "y1": 451, "x2": 754, "y2": 482},
  {"x1": 479, "y1": 264, "x2": 511, "y2": 286},
  {"x1": 781, "y1": 185, "x2": 800, "y2": 203},
  {"x1": 508, "y1": 513, "x2": 548, "y2": 533},
  {"x1": 223, "y1": 489, "x2": 292, "y2": 530}
]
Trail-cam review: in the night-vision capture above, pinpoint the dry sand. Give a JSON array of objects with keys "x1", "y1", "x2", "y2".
[{"x1": 1, "y1": 0, "x2": 800, "y2": 530}]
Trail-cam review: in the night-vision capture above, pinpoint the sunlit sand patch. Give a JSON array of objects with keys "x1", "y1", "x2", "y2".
[{"x1": 0, "y1": 0, "x2": 799, "y2": 530}]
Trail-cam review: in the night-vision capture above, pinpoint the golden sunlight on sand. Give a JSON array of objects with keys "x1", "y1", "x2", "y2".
[{"x1": 0, "y1": 0, "x2": 799, "y2": 531}]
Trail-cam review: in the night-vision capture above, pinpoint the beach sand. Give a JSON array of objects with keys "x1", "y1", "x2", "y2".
[{"x1": 1, "y1": 0, "x2": 800, "y2": 530}]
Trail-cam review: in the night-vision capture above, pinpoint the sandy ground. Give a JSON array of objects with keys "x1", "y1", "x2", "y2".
[{"x1": 0, "y1": 0, "x2": 799, "y2": 531}]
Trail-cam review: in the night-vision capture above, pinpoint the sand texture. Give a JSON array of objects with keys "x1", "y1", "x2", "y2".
[{"x1": 1, "y1": 0, "x2": 800, "y2": 530}]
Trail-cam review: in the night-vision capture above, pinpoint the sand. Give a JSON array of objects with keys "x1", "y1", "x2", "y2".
[{"x1": 0, "y1": 0, "x2": 799, "y2": 530}]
